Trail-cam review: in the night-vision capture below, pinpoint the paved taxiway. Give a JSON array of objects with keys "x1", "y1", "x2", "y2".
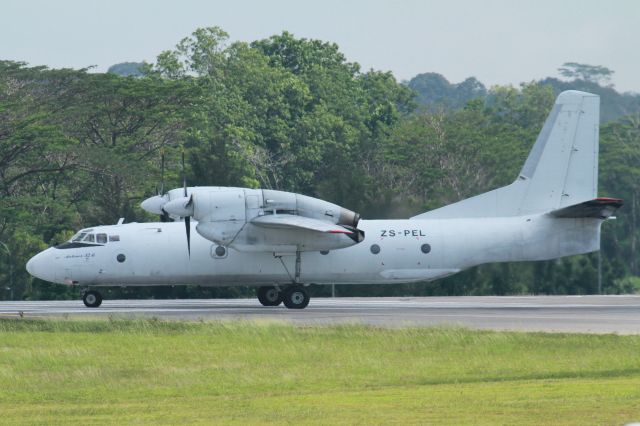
[{"x1": 1, "y1": 296, "x2": 639, "y2": 333}]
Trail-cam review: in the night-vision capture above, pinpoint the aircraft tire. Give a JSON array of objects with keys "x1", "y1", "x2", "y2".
[
  {"x1": 82, "y1": 290, "x2": 103, "y2": 308},
  {"x1": 257, "y1": 286, "x2": 282, "y2": 306},
  {"x1": 282, "y1": 286, "x2": 309, "y2": 309}
]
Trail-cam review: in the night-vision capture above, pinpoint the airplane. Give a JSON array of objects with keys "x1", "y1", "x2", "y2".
[{"x1": 26, "y1": 90, "x2": 622, "y2": 309}]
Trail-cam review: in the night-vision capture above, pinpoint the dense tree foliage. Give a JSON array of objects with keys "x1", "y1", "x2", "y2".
[
  {"x1": 557, "y1": 62, "x2": 614, "y2": 85},
  {"x1": 0, "y1": 28, "x2": 638, "y2": 300},
  {"x1": 407, "y1": 73, "x2": 487, "y2": 111},
  {"x1": 107, "y1": 62, "x2": 146, "y2": 77},
  {"x1": 409, "y1": 65, "x2": 640, "y2": 124}
]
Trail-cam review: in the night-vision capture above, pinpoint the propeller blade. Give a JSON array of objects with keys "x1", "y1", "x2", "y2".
[
  {"x1": 160, "y1": 147, "x2": 165, "y2": 195},
  {"x1": 182, "y1": 148, "x2": 187, "y2": 197},
  {"x1": 161, "y1": 208, "x2": 170, "y2": 223},
  {"x1": 185, "y1": 216, "x2": 191, "y2": 258}
]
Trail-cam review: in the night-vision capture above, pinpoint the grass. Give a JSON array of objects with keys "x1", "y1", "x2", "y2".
[{"x1": 0, "y1": 318, "x2": 639, "y2": 425}]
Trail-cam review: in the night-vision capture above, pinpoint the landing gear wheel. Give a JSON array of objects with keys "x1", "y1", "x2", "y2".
[
  {"x1": 82, "y1": 290, "x2": 103, "y2": 308},
  {"x1": 257, "y1": 286, "x2": 282, "y2": 306},
  {"x1": 282, "y1": 286, "x2": 310, "y2": 310}
]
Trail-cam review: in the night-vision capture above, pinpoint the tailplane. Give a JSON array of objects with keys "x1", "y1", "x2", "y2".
[
  {"x1": 412, "y1": 90, "x2": 601, "y2": 219},
  {"x1": 549, "y1": 197, "x2": 622, "y2": 219}
]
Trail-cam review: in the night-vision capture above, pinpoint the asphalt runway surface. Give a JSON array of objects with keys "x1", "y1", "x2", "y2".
[{"x1": 1, "y1": 295, "x2": 640, "y2": 333}]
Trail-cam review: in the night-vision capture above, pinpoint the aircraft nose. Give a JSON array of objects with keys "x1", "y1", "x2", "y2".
[
  {"x1": 25, "y1": 256, "x2": 35, "y2": 275},
  {"x1": 26, "y1": 250, "x2": 55, "y2": 282}
]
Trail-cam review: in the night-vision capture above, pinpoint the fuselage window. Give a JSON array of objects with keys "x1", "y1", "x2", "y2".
[
  {"x1": 96, "y1": 233, "x2": 108, "y2": 244},
  {"x1": 109, "y1": 235, "x2": 120, "y2": 242},
  {"x1": 83, "y1": 234, "x2": 95, "y2": 243}
]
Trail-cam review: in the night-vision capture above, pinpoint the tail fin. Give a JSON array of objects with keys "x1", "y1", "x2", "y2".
[{"x1": 412, "y1": 90, "x2": 600, "y2": 219}]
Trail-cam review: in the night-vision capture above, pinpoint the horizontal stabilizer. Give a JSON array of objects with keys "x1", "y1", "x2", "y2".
[
  {"x1": 549, "y1": 198, "x2": 623, "y2": 219},
  {"x1": 251, "y1": 214, "x2": 353, "y2": 234}
]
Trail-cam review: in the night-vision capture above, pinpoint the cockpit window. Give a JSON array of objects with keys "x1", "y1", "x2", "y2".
[
  {"x1": 56, "y1": 230, "x2": 108, "y2": 249},
  {"x1": 72, "y1": 232, "x2": 87, "y2": 242}
]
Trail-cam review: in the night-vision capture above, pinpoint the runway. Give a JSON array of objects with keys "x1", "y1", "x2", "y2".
[{"x1": 1, "y1": 296, "x2": 639, "y2": 333}]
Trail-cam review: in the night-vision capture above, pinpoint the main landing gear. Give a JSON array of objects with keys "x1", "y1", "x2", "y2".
[
  {"x1": 262, "y1": 250, "x2": 310, "y2": 309},
  {"x1": 82, "y1": 289, "x2": 103, "y2": 308},
  {"x1": 257, "y1": 285, "x2": 310, "y2": 309},
  {"x1": 257, "y1": 286, "x2": 282, "y2": 306}
]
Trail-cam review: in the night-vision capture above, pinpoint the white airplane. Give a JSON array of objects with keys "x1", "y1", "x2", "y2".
[{"x1": 26, "y1": 90, "x2": 622, "y2": 309}]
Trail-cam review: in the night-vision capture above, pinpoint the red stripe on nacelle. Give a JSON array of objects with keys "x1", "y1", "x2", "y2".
[{"x1": 595, "y1": 197, "x2": 624, "y2": 203}]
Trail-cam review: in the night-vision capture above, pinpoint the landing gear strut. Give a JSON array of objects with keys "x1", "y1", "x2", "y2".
[
  {"x1": 265, "y1": 251, "x2": 310, "y2": 309},
  {"x1": 82, "y1": 290, "x2": 103, "y2": 308},
  {"x1": 257, "y1": 286, "x2": 282, "y2": 306}
]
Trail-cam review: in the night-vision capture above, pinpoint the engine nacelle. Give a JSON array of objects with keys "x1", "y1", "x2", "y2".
[
  {"x1": 142, "y1": 187, "x2": 363, "y2": 253},
  {"x1": 261, "y1": 190, "x2": 360, "y2": 228}
]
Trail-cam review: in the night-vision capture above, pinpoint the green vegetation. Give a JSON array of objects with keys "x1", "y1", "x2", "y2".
[
  {"x1": 407, "y1": 72, "x2": 487, "y2": 110},
  {"x1": 0, "y1": 319, "x2": 638, "y2": 424},
  {"x1": 1, "y1": 26, "x2": 640, "y2": 300},
  {"x1": 558, "y1": 62, "x2": 615, "y2": 85},
  {"x1": 408, "y1": 65, "x2": 640, "y2": 124},
  {"x1": 107, "y1": 61, "x2": 146, "y2": 77}
]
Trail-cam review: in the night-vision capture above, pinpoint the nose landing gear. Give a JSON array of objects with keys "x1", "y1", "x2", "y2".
[{"x1": 82, "y1": 290, "x2": 103, "y2": 308}]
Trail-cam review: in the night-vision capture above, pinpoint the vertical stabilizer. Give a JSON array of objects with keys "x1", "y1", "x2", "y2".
[
  {"x1": 518, "y1": 90, "x2": 599, "y2": 212},
  {"x1": 412, "y1": 90, "x2": 600, "y2": 219}
]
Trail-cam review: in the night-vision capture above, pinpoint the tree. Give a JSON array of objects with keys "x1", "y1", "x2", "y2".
[
  {"x1": 107, "y1": 62, "x2": 146, "y2": 77},
  {"x1": 251, "y1": 31, "x2": 358, "y2": 77},
  {"x1": 599, "y1": 114, "x2": 640, "y2": 280},
  {"x1": 407, "y1": 73, "x2": 487, "y2": 110},
  {"x1": 407, "y1": 72, "x2": 452, "y2": 107},
  {"x1": 557, "y1": 62, "x2": 614, "y2": 85},
  {"x1": 65, "y1": 73, "x2": 195, "y2": 224}
]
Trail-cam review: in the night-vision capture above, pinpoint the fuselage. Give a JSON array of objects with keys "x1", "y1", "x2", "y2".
[{"x1": 26, "y1": 214, "x2": 601, "y2": 288}]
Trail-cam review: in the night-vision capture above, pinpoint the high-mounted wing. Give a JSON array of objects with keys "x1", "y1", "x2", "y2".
[{"x1": 251, "y1": 214, "x2": 353, "y2": 234}]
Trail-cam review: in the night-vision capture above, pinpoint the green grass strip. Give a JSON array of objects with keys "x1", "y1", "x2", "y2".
[{"x1": 1, "y1": 318, "x2": 639, "y2": 425}]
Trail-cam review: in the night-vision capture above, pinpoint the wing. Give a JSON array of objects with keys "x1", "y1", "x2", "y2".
[
  {"x1": 251, "y1": 214, "x2": 353, "y2": 234},
  {"x1": 549, "y1": 197, "x2": 623, "y2": 219}
]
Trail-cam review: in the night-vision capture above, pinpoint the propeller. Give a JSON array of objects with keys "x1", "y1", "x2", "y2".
[
  {"x1": 141, "y1": 148, "x2": 171, "y2": 219},
  {"x1": 141, "y1": 146, "x2": 194, "y2": 258},
  {"x1": 159, "y1": 148, "x2": 171, "y2": 222},
  {"x1": 182, "y1": 148, "x2": 191, "y2": 258}
]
